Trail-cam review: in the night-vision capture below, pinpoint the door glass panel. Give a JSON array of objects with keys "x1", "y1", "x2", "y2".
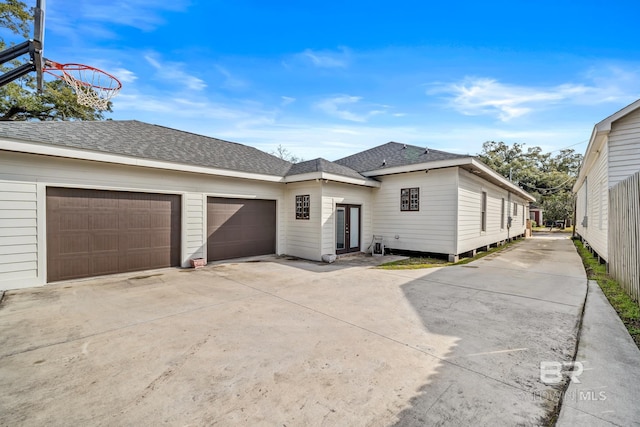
[
  {"x1": 349, "y1": 207, "x2": 359, "y2": 249},
  {"x1": 336, "y1": 208, "x2": 345, "y2": 250}
]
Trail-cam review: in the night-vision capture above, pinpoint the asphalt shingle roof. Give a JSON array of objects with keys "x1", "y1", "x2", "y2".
[
  {"x1": 0, "y1": 122, "x2": 470, "y2": 181},
  {"x1": 334, "y1": 141, "x2": 468, "y2": 173},
  {"x1": 0, "y1": 120, "x2": 293, "y2": 176},
  {"x1": 285, "y1": 158, "x2": 364, "y2": 179}
]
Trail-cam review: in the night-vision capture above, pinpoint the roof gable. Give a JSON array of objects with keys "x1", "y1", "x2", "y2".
[
  {"x1": 595, "y1": 98, "x2": 640, "y2": 133},
  {"x1": 286, "y1": 158, "x2": 364, "y2": 180}
]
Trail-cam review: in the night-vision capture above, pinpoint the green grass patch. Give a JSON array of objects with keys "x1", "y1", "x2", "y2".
[
  {"x1": 573, "y1": 239, "x2": 640, "y2": 348},
  {"x1": 378, "y1": 256, "x2": 450, "y2": 270},
  {"x1": 378, "y1": 239, "x2": 520, "y2": 270}
]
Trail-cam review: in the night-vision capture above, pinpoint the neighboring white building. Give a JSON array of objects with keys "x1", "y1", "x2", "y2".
[
  {"x1": 574, "y1": 99, "x2": 640, "y2": 262},
  {"x1": 0, "y1": 121, "x2": 533, "y2": 289}
]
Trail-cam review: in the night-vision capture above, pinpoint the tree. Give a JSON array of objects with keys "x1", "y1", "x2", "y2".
[
  {"x1": 477, "y1": 141, "x2": 582, "y2": 224},
  {"x1": 0, "y1": 0, "x2": 107, "y2": 120},
  {"x1": 271, "y1": 144, "x2": 304, "y2": 163}
]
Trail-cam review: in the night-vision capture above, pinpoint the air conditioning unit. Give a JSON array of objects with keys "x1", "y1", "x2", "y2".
[
  {"x1": 581, "y1": 216, "x2": 588, "y2": 227},
  {"x1": 372, "y1": 235, "x2": 385, "y2": 256}
]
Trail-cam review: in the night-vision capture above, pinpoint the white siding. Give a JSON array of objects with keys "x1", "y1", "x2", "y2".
[
  {"x1": 182, "y1": 193, "x2": 206, "y2": 267},
  {"x1": 574, "y1": 141, "x2": 609, "y2": 261},
  {"x1": 0, "y1": 180, "x2": 39, "y2": 288},
  {"x1": 284, "y1": 182, "x2": 322, "y2": 261},
  {"x1": 372, "y1": 169, "x2": 457, "y2": 254},
  {"x1": 457, "y1": 169, "x2": 527, "y2": 254},
  {"x1": 320, "y1": 182, "x2": 373, "y2": 255},
  {"x1": 0, "y1": 151, "x2": 286, "y2": 288},
  {"x1": 609, "y1": 108, "x2": 640, "y2": 187}
]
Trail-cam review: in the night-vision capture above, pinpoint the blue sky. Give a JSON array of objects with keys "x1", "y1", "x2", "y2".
[{"x1": 13, "y1": 1, "x2": 640, "y2": 160}]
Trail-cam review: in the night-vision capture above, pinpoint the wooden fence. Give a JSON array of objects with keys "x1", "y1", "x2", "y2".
[{"x1": 609, "y1": 171, "x2": 640, "y2": 304}]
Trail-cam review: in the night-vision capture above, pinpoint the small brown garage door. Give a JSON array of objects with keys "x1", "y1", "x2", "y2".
[
  {"x1": 207, "y1": 197, "x2": 276, "y2": 261},
  {"x1": 47, "y1": 188, "x2": 181, "y2": 282}
]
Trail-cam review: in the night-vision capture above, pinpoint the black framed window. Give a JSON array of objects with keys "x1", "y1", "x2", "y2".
[
  {"x1": 401, "y1": 188, "x2": 419, "y2": 211},
  {"x1": 296, "y1": 195, "x2": 310, "y2": 220}
]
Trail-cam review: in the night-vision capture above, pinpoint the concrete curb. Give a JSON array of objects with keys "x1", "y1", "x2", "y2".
[
  {"x1": 556, "y1": 280, "x2": 640, "y2": 426},
  {"x1": 550, "y1": 277, "x2": 589, "y2": 424}
]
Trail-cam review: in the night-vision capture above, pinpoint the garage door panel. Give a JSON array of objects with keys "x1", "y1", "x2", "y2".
[
  {"x1": 207, "y1": 197, "x2": 276, "y2": 262},
  {"x1": 47, "y1": 188, "x2": 181, "y2": 282},
  {"x1": 91, "y1": 234, "x2": 119, "y2": 252},
  {"x1": 92, "y1": 256, "x2": 119, "y2": 276},
  {"x1": 60, "y1": 213, "x2": 89, "y2": 231},
  {"x1": 90, "y1": 213, "x2": 118, "y2": 230},
  {"x1": 122, "y1": 233, "x2": 151, "y2": 250},
  {"x1": 59, "y1": 234, "x2": 89, "y2": 255}
]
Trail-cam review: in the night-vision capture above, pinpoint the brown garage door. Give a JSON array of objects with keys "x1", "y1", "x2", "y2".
[
  {"x1": 207, "y1": 197, "x2": 276, "y2": 261},
  {"x1": 47, "y1": 188, "x2": 181, "y2": 282}
]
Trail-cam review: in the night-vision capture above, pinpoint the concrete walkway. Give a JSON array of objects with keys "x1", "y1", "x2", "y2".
[
  {"x1": 0, "y1": 235, "x2": 589, "y2": 425},
  {"x1": 557, "y1": 280, "x2": 640, "y2": 426}
]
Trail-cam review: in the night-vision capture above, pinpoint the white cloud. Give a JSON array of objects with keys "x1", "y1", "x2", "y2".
[
  {"x1": 215, "y1": 65, "x2": 247, "y2": 89},
  {"x1": 315, "y1": 95, "x2": 388, "y2": 122},
  {"x1": 431, "y1": 77, "x2": 590, "y2": 121},
  {"x1": 281, "y1": 96, "x2": 296, "y2": 106},
  {"x1": 298, "y1": 48, "x2": 350, "y2": 68},
  {"x1": 431, "y1": 67, "x2": 640, "y2": 122},
  {"x1": 81, "y1": 0, "x2": 190, "y2": 31},
  {"x1": 110, "y1": 68, "x2": 137, "y2": 84},
  {"x1": 145, "y1": 55, "x2": 206, "y2": 91}
]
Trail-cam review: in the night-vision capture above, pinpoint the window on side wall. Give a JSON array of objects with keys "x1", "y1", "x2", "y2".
[
  {"x1": 481, "y1": 191, "x2": 487, "y2": 232},
  {"x1": 401, "y1": 187, "x2": 419, "y2": 211},
  {"x1": 501, "y1": 198, "x2": 505, "y2": 229},
  {"x1": 296, "y1": 195, "x2": 310, "y2": 220},
  {"x1": 513, "y1": 202, "x2": 518, "y2": 216}
]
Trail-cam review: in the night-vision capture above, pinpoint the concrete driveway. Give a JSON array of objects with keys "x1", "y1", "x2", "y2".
[{"x1": 0, "y1": 234, "x2": 586, "y2": 426}]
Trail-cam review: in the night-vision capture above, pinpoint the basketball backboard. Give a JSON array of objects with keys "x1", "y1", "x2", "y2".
[
  {"x1": 0, "y1": 0, "x2": 46, "y2": 92},
  {"x1": 0, "y1": 0, "x2": 121, "y2": 109}
]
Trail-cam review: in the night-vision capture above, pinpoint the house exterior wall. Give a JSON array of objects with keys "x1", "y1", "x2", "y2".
[
  {"x1": 320, "y1": 182, "x2": 373, "y2": 256},
  {"x1": 608, "y1": 107, "x2": 640, "y2": 187},
  {"x1": 574, "y1": 140, "x2": 609, "y2": 261},
  {"x1": 457, "y1": 168, "x2": 527, "y2": 255},
  {"x1": 0, "y1": 150, "x2": 286, "y2": 289},
  {"x1": 0, "y1": 180, "x2": 39, "y2": 289},
  {"x1": 371, "y1": 168, "x2": 458, "y2": 254},
  {"x1": 284, "y1": 181, "x2": 323, "y2": 261},
  {"x1": 183, "y1": 193, "x2": 206, "y2": 263}
]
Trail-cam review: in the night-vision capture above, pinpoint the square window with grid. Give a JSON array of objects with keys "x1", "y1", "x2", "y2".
[
  {"x1": 296, "y1": 195, "x2": 310, "y2": 220},
  {"x1": 401, "y1": 188, "x2": 419, "y2": 211}
]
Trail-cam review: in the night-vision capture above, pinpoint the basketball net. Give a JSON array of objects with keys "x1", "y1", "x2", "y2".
[{"x1": 44, "y1": 61, "x2": 122, "y2": 111}]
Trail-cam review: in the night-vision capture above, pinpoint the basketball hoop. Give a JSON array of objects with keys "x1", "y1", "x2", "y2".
[{"x1": 44, "y1": 61, "x2": 122, "y2": 110}]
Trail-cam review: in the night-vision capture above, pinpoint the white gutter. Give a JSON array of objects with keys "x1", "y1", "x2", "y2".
[{"x1": 283, "y1": 171, "x2": 380, "y2": 187}]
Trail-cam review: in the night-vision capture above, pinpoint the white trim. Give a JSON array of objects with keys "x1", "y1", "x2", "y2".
[
  {"x1": 283, "y1": 171, "x2": 380, "y2": 187},
  {"x1": 36, "y1": 182, "x2": 46, "y2": 286},
  {"x1": 202, "y1": 193, "x2": 208, "y2": 261},
  {"x1": 595, "y1": 98, "x2": 640, "y2": 133},
  {"x1": 180, "y1": 195, "x2": 189, "y2": 268},
  {"x1": 574, "y1": 99, "x2": 640, "y2": 192}
]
